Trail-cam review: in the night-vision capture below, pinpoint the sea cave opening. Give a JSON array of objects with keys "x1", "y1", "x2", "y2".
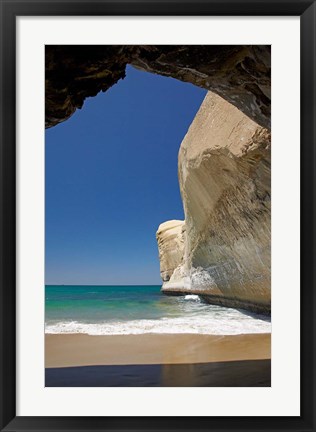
[
  {"x1": 45, "y1": 45, "x2": 271, "y2": 316},
  {"x1": 45, "y1": 65, "x2": 206, "y2": 286}
]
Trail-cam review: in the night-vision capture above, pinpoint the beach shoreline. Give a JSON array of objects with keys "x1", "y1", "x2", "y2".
[
  {"x1": 45, "y1": 332, "x2": 271, "y2": 368},
  {"x1": 45, "y1": 333, "x2": 271, "y2": 387}
]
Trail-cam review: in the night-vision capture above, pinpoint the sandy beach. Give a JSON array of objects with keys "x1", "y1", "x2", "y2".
[
  {"x1": 46, "y1": 333, "x2": 270, "y2": 367},
  {"x1": 45, "y1": 333, "x2": 270, "y2": 387}
]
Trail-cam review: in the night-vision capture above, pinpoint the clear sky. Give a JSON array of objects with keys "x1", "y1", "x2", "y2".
[{"x1": 45, "y1": 65, "x2": 207, "y2": 285}]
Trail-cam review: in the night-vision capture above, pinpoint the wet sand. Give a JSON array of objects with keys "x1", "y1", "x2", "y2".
[
  {"x1": 45, "y1": 333, "x2": 270, "y2": 387},
  {"x1": 45, "y1": 333, "x2": 270, "y2": 367}
]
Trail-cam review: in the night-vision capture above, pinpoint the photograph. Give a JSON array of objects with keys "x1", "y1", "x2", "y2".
[
  {"x1": 44, "y1": 45, "x2": 271, "y2": 387},
  {"x1": 1, "y1": 2, "x2": 315, "y2": 429}
]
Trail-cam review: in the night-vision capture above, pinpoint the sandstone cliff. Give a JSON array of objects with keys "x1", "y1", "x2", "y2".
[
  {"x1": 157, "y1": 92, "x2": 271, "y2": 314},
  {"x1": 156, "y1": 220, "x2": 185, "y2": 288}
]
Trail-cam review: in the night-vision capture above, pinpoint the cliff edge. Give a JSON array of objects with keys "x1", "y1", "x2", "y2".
[{"x1": 157, "y1": 92, "x2": 271, "y2": 314}]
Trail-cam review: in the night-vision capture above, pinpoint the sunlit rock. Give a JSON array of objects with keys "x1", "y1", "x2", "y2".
[
  {"x1": 156, "y1": 220, "x2": 185, "y2": 286},
  {"x1": 158, "y1": 92, "x2": 271, "y2": 314}
]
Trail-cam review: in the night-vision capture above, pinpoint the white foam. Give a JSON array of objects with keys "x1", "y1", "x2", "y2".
[
  {"x1": 45, "y1": 310, "x2": 271, "y2": 336},
  {"x1": 184, "y1": 294, "x2": 201, "y2": 301}
]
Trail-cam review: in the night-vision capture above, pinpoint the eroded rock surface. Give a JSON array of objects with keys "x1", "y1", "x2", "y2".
[
  {"x1": 156, "y1": 220, "x2": 185, "y2": 286},
  {"x1": 46, "y1": 45, "x2": 270, "y2": 129},
  {"x1": 159, "y1": 92, "x2": 271, "y2": 314}
]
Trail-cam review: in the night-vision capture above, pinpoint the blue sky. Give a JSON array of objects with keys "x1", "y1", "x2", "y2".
[{"x1": 45, "y1": 65, "x2": 206, "y2": 285}]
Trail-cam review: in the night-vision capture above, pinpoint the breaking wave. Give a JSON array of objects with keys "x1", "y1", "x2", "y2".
[{"x1": 46, "y1": 309, "x2": 271, "y2": 336}]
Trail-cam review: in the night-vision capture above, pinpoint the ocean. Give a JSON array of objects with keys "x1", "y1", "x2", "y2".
[{"x1": 45, "y1": 285, "x2": 271, "y2": 335}]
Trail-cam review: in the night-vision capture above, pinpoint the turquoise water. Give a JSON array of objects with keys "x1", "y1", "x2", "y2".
[
  {"x1": 46, "y1": 285, "x2": 179, "y2": 322},
  {"x1": 45, "y1": 285, "x2": 271, "y2": 335}
]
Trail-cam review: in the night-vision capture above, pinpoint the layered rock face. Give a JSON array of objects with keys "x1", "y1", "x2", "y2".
[
  {"x1": 156, "y1": 221, "x2": 185, "y2": 287},
  {"x1": 159, "y1": 92, "x2": 271, "y2": 314},
  {"x1": 46, "y1": 45, "x2": 270, "y2": 129}
]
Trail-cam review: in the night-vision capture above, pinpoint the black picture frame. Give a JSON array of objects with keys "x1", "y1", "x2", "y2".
[{"x1": 0, "y1": 1, "x2": 315, "y2": 431}]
